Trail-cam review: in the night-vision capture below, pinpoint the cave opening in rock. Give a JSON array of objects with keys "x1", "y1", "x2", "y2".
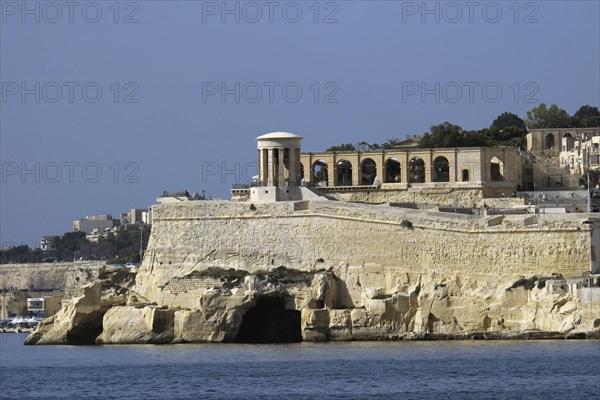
[
  {"x1": 234, "y1": 297, "x2": 302, "y2": 343},
  {"x1": 65, "y1": 310, "x2": 105, "y2": 345}
]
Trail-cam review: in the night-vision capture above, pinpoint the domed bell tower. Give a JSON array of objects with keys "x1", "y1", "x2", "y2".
[{"x1": 250, "y1": 132, "x2": 303, "y2": 202}]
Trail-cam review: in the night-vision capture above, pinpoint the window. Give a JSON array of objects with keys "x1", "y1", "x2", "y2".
[{"x1": 462, "y1": 169, "x2": 470, "y2": 181}]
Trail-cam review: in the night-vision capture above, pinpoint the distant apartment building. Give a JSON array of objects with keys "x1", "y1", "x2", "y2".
[
  {"x1": 585, "y1": 136, "x2": 600, "y2": 171},
  {"x1": 70, "y1": 209, "x2": 151, "y2": 243},
  {"x1": 119, "y1": 208, "x2": 151, "y2": 226},
  {"x1": 27, "y1": 295, "x2": 63, "y2": 318},
  {"x1": 560, "y1": 135, "x2": 600, "y2": 176},
  {"x1": 142, "y1": 209, "x2": 152, "y2": 224},
  {"x1": 1, "y1": 290, "x2": 63, "y2": 319},
  {"x1": 85, "y1": 228, "x2": 112, "y2": 243},
  {"x1": 119, "y1": 212, "x2": 130, "y2": 226},
  {"x1": 40, "y1": 235, "x2": 59, "y2": 251},
  {"x1": 524, "y1": 128, "x2": 600, "y2": 190},
  {"x1": 129, "y1": 208, "x2": 145, "y2": 224},
  {"x1": 73, "y1": 214, "x2": 117, "y2": 234}
]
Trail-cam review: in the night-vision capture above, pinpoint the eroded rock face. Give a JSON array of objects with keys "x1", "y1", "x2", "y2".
[
  {"x1": 26, "y1": 267, "x2": 600, "y2": 345},
  {"x1": 96, "y1": 306, "x2": 175, "y2": 344},
  {"x1": 25, "y1": 268, "x2": 135, "y2": 345}
]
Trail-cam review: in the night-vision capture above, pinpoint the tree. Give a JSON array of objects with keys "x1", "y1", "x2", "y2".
[
  {"x1": 356, "y1": 141, "x2": 372, "y2": 152},
  {"x1": 383, "y1": 137, "x2": 402, "y2": 149},
  {"x1": 0, "y1": 245, "x2": 34, "y2": 264},
  {"x1": 54, "y1": 231, "x2": 88, "y2": 261},
  {"x1": 490, "y1": 112, "x2": 526, "y2": 130},
  {"x1": 573, "y1": 105, "x2": 600, "y2": 128},
  {"x1": 485, "y1": 126, "x2": 527, "y2": 148},
  {"x1": 462, "y1": 129, "x2": 492, "y2": 147},
  {"x1": 581, "y1": 168, "x2": 600, "y2": 189},
  {"x1": 420, "y1": 122, "x2": 469, "y2": 148},
  {"x1": 418, "y1": 122, "x2": 526, "y2": 148},
  {"x1": 327, "y1": 141, "x2": 386, "y2": 152},
  {"x1": 326, "y1": 143, "x2": 355, "y2": 152},
  {"x1": 0, "y1": 225, "x2": 151, "y2": 264},
  {"x1": 525, "y1": 103, "x2": 572, "y2": 129},
  {"x1": 99, "y1": 225, "x2": 151, "y2": 264}
]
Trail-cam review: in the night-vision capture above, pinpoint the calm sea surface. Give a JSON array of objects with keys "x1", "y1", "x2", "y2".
[{"x1": 0, "y1": 334, "x2": 599, "y2": 399}]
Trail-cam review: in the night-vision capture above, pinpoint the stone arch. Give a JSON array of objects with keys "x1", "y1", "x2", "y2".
[
  {"x1": 360, "y1": 158, "x2": 377, "y2": 185},
  {"x1": 490, "y1": 156, "x2": 504, "y2": 181},
  {"x1": 408, "y1": 157, "x2": 425, "y2": 183},
  {"x1": 336, "y1": 159, "x2": 353, "y2": 186},
  {"x1": 562, "y1": 132, "x2": 573, "y2": 151},
  {"x1": 545, "y1": 134, "x2": 555, "y2": 150},
  {"x1": 233, "y1": 297, "x2": 302, "y2": 343},
  {"x1": 432, "y1": 156, "x2": 450, "y2": 182},
  {"x1": 384, "y1": 158, "x2": 401, "y2": 183},
  {"x1": 312, "y1": 160, "x2": 328, "y2": 187}
]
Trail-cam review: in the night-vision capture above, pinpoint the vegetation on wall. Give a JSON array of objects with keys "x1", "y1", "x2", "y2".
[
  {"x1": 400, "y1": 220, "x2": 414, "y2": 230},
  {"x1": 188, "y1": 266, "x2": 325, "y2": 288}
]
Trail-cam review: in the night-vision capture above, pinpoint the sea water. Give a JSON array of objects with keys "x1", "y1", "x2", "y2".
[{"x1": 1, "y1": 334, "x2": 598, "y2": 399}]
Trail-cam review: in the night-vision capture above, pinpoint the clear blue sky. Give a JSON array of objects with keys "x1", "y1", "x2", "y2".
[{"x1": 1, "y1": 0, "x2": 599, "y2": 245}]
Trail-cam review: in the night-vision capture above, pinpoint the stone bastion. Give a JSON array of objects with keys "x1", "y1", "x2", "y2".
[
  {"x1": 26, "y1": 200, "x2": 600, "y2": 344},
  {"x1": 137, "y1": 200, "x2": 596, "y2": 297}
]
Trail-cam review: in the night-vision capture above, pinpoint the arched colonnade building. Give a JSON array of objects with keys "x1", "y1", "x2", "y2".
[
  {"x1": 300, "y1": 148, "x2": 517, "y2": 187},
  {"x1": 245, "y1": 132, "x2": 522, "y2": 207}
]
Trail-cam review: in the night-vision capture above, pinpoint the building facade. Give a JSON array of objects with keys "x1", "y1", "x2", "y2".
[
  {"x1": 40, "y1": 236, "x2": 59, "y2": 251},
  {"x1": 524, "y1": 127, "x2": 600, "y2": 191},
  {"x1": 27, "y1": 295, "x2": 63, "y2": 318},
  {"x1": 297, "y1": 147, "x2": 523, "y2": 206},
  {"x1": 299, "y1": 147, "x2": 521, "y2": 188},
  {"x1": 73, "y1": 215, "x2": 116, "y2": 234},
  {"x1": 527, "y1": 127, "x2": 600, "y2": 155},
  {"x1": 560, "y1": 134, "x2": 600, "y2": 176}
]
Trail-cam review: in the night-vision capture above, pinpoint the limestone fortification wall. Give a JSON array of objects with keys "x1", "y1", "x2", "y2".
[
  {"x1": 0, "y1": 262, "x2": 103, "y2": 293},
  {"x1": 136, "y1": 200, "x2": 596, "y2": 301}
]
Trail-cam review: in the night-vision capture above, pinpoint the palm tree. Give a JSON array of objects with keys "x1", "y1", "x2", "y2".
[{"x1": 383, "y1": 137, "x2": 402, "y2": 149}]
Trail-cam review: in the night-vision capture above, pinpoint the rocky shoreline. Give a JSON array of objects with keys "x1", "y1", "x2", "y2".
[{"x1": 25, "y1": 267, "x2": 600, "y2": 345}]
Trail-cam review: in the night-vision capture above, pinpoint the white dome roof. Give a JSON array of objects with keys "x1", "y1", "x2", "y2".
[{"x1": 256, "y1": 132, "x2": 302, "y2": 141}]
